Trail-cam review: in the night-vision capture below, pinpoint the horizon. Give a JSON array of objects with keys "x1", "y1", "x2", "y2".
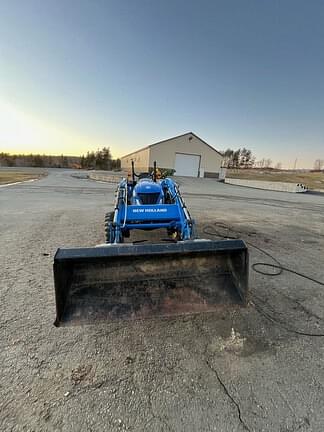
[{"x1": 1, "y1": 1, "x2": 324, "y2": 169}]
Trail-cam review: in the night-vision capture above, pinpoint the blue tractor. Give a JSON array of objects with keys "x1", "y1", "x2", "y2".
[
  {"x1": 53, "y1": 161, "x2": 249, "y2": 326},
  {"x1": 105, "y1": 162, "x2": 195, "y2": 244}
]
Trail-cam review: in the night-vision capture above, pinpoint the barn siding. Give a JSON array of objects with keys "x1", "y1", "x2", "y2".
[{"x1": 120, "y1": 147, "x2": 150, "y2": 173}]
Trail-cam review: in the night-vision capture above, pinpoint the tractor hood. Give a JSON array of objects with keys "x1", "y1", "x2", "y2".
[{"x1": 134, "y1": 179, "x2": 162, "y2": 195}]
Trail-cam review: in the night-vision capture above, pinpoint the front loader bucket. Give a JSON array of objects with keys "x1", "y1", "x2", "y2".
[{"x1": 53, "y1": 240, "x2": 248, "y2": 326}]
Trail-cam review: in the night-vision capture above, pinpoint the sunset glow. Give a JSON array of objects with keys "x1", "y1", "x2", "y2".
[{"x1": 0, "y1": 102, "x2": 107, "y2": 156}]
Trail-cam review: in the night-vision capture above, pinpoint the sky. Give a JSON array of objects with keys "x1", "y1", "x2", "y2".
[{"x1": 0, "y1": 0, "x2": 323, "y2": 168}]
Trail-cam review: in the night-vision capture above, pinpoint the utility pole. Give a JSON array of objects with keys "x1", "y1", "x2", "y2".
[{"x1": 293, "y1": 158, "x2": 297, "y2": 170}]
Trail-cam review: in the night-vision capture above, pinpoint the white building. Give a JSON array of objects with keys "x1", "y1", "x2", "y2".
[{"x1": 121, "y1": 132, "x2": 223, "y2": 178}]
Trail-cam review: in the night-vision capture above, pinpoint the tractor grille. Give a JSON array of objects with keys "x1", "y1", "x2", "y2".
[{"x1": 138, "y1": 193, "x2": 160, "y2": 204}]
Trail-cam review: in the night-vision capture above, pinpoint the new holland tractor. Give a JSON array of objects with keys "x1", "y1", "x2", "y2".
[
  {"x1": 105, "y1": 162, "x2": 195, "y2": 244},
  {"x1": 53, "y1": 162, "x2": 248, "y2": 326}
]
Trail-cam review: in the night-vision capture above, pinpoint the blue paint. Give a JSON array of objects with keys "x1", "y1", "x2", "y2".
[{"x1": 107, "y1": 176, "x2": 193, "y2": 243}]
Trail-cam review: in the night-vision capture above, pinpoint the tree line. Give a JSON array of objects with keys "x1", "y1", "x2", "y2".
[
  {"x1": 223, "y1": 148, "x2": 286, "y2": 170},
  {"x1": 0, "y1": 152, "x2": 73, "y2": 168},
  {"x1": 80, "y1": 147, "x2": 120, "y2": 170},
  {"x1": 1, "y1": 147, "x2": 322, "y2": 171},
  {"x1": 0, "y1": 147, "x2": 121, "y2": 170},
  {"x1": 223, "y1": 149, "x2": 324, "y2": 171},
  {"x1": 222, "y1": 148, "x2": 278, "y2": 169}
]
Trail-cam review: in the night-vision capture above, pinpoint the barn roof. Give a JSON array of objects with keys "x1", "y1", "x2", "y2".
[{"x1": 121, "y1": 132, "x2": 223, "y2": 159}]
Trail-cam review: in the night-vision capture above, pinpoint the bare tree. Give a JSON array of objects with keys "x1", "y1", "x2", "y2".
[
  {"x1": 255, "y1": 158, "x2": 266, "y2": 168},
  {"x1": 223, "y1": 149, "x2": 234, "y2": 168},
  {"x1": 314, "y1": 159, "x2": 324, "y2": 171},
  {"x1": 222, "y1": 148, "x2": 255, "y2": 168},
  {"x1": 239, "y1": 148, "x2": 255, "y2": 168},
  {"x1": 264, "y1": 159, "x2": 272, "y2": 168},
  {"x1": 274, "y1": 162, "x2": 282, "y2": 170}
]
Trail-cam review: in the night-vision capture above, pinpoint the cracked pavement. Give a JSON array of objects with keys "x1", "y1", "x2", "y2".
[{"x1": 1, "y1": 168, "x2": 324, "y2": 431}]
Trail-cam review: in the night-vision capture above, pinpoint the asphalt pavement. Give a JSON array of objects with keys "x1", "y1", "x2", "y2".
[{"x1": 1, "y1": 168, "x2": 324, "y2": 432}]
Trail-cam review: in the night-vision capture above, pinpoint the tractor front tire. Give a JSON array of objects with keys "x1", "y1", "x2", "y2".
[{"x1": 105, "y1": 212, "x2": 114, "y2": 243}]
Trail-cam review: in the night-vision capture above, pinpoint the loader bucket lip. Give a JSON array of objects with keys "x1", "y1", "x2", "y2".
[{"x1": 54, "y1": 239, "x2": 248, "y2": 262}]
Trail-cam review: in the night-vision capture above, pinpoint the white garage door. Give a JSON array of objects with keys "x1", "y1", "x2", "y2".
[{"x1": 174, "y1": 153, "x2": 200, "y2": 177}]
